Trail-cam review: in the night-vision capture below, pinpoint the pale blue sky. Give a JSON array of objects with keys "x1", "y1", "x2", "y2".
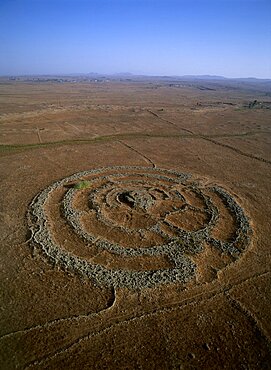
[{"x1": 0, "y1": 0, "x2": 270, "y2": 78}]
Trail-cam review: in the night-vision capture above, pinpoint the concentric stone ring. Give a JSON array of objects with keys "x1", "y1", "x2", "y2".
[{"x1": 27, "y1": 166, "x2": 251, "y2": 289}]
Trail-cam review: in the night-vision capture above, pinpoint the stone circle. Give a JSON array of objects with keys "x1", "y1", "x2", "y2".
[{"x1": 27, "y1": 166, "x2": 251, "y2": 289}]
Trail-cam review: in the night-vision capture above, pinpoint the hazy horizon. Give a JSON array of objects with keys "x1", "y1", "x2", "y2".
[
  {"x1": 1, "y1": 0, "x2": 270, "y2": 79},
  {"x1": 2, "y1": 72, "x2": 271, "y2": 81}
]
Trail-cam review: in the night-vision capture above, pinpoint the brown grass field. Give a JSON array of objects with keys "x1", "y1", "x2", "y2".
[{"x1": 0, "y1": 78, "x2": 271, "y2": 369}]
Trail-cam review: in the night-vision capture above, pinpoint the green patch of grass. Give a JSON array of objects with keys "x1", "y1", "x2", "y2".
[
  {"x1": 0, "y1": 132, "x2": 193, "y2": 156},
  {"x1": 74, "y1": 180, "x2": 91, "y2": 190}
]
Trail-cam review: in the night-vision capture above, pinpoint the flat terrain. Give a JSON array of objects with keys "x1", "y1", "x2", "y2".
[{"x1": 0, "y1": 78, "x2": 271, "y2": 369}]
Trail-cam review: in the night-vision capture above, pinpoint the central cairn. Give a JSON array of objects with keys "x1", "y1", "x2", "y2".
[{"x1": 28, "y1": 166, "x2": 251, "y2": 289}]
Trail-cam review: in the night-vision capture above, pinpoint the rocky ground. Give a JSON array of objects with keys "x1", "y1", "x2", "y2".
[{"x1": 0, "y1": 80, "x2": 270, "y2": 369}]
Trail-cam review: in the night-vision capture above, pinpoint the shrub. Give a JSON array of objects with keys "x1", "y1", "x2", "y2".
[{"x1": 74, "y1": 180, "x2": 91, "y2": 190}]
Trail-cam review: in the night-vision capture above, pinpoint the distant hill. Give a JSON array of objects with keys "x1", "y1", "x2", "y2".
[{"x1": 2, "y1": 72, "x2": 270, "y2": 82}]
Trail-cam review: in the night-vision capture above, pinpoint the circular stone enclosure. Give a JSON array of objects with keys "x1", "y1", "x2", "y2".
[{"x1": 27, "y1": 166, "x2": 252, "y2": 289}]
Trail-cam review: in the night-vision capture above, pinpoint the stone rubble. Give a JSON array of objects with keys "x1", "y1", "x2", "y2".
[{"x1": 27, "y1": 166, "x2": 251, "y2": 289}]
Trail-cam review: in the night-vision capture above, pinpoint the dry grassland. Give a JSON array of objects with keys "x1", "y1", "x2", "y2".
[{"x1": 0, "y1": 79, "x2": 270, "y2": 369}]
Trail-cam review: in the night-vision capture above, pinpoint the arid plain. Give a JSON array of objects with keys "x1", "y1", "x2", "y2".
[{"x1": 0, "y1": 78, "x2": 271, "y2": 369}]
